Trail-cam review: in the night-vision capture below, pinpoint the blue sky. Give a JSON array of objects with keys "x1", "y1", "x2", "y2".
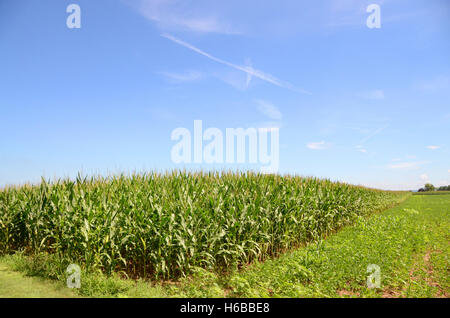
[{"x1": 1, "y1": 0, "x2": 449, "y2": 190}]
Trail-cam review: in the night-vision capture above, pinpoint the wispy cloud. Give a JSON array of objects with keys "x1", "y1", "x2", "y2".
[
  {"x1": 426, "y1": 145, "x2": 440, "y2": 150},
  {"x1": 391, "y1": 155, "x2": 417, "y2": 162},
  {"x1": 214, "y1": 71, "x2": 249, "y2": 91},
  {"x1": 129, "y1": 0, "x2": 440, "y2": 37},
  {"x1": 246, "y1": 121, "x2": 283, "y2": 131},
  {"x1": 307, "y1": 141, "x2": 331, "y2": 150},
  {"x1": 387, "y1": 161, "x2": 429, "y2": 170},
  {"x1": 356, "y1": 125, "x2": 388, "y2": 149},
  {"x1": 147, "y1": 106, "x2": 177, "y2": 121},
  {"x1": 131, "y1": 0, "x2": 240, "y2": 34},
  {"x1": 326, "y1": 0, "x2": 425, "y2": 29},
  {"x1": 356, "y1": 145, "x2": 368, "y2": 154},
  {"x1": 159, "y1": 70, "x2": 204, "y2": 83},
  {"x1": 415, "y1": 76, "x2": 450, "y2": 93},
  {"x1": 326, "y1": 0, "x2": 380, "y2": 28},
  {"x1": 255, "y1": 100, "x2": 282, "y2": 121},
  {"x1": 357, "y1": 89, "x2": 385, "y2": 100},
  {"x1": 161, "y1": 33, "x2": 311, "y2": 94}
]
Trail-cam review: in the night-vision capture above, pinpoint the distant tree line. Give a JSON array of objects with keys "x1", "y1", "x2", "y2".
[{"x1": 418, "y1": 183, "x2": 450, "y2": 192}]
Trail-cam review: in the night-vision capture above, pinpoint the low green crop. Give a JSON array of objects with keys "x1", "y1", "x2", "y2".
[{"x1": 0, "y1": 171, "x2": 408, "y2": 279}]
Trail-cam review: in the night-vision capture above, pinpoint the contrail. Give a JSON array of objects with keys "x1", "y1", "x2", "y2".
[
  {"x1": 161, "y1": 33, "x2": 311, "y2": 94},
  {"x1": 359, "y1": 125, "x2": 388, "y2": 145}
]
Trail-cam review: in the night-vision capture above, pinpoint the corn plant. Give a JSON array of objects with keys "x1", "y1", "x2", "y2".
[{"x1": 0, "y1": 171, "x2": 409, "y2": 279}]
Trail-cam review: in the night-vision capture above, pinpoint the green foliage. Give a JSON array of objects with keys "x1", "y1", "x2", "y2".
[
  {"x1": 422, "y1": 184, "x2": 450, "y2": 192},
  {"x1": 1, "y1": 194, "x2": 447, "y2": 298},
  {"x1": 0, "y1": 171, "x2": 408, "y2": 279},
  {"x1": 223, "y1": 194, "x2": 450, "y2": 298},
  {"x1": 413, "y1": 191, "x2": 450, "y2": 196}
]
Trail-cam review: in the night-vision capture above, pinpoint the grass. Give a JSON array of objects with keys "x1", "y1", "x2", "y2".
[
  {"x1": 0, "y1": 262, "x2": 77, "y2": 298},
  {"x1": 0, "y1": 172, "x2": 407, "y2": 280},
  {"x1": 1, "y1": 192, "x2": 447, "y2": 298},
  {"x1": 218, "y1": 193, "x2": 449, "y2": 298}
]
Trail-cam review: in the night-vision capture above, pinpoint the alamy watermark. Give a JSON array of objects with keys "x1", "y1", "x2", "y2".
[
  {"x1": 66, "y1": 264, "x2": 81, "y2": 289},
  {"x1": 66, "y1": 4, "x2": 81, "y2": 29},
  {"x1": 171, "y1": 120, "x2": 280, "y2": 173},
  {"x1": 366, "y1": 264, "x2": 381, "y2": 289},
  {"x1": 65, "y1": 4, "x2": 380, "y2": 30},
  {"x1": 366, "y1": 4, "x2": 381, "y2": 29}
]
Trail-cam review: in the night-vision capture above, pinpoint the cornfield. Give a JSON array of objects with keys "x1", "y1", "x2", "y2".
[{"x1": 0, "y1": 171, "x2": 408, "y2": 279}]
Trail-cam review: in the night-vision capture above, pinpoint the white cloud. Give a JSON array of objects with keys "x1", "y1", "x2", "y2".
[
  {"x1": 128, "y1": 0, "x2": 438, "y2": 37},
  {"x1": 387, "y1": 161, "x2": 429, "y2": 170},
  {"x1": 159, "y1": 70, "x2": 204, "y2": 83},
  {"x1": 161, "y1": 33, "x2": 311, "y2": 94},
  {"x1": 132, "y1": 0, "x2": 240, "y2": 34},
  {"x1": 356, "y1": 145, "x2": 367, "y2": 153},
  {"x1": 307, "y1": 141, "x2": 331, "y2": 150},
  {"x1": 255, "y1": 100, "x2": 282, "y2": 121},
  {"x1": 426, "y1": 145, "x2": 440, "y2": 150},
  {"x1": 357, "y1": 89, "x2": 385, "y2": 100},
  {"x1": 364, "y1": 178, "x2": 426, "y2": 191},
  {"x1": 420, "y1": 174, "x2": 429, "y2": 181},
  {"x1": 391, "y1": 155, "x2": 417, "y2": 162},
  {"x1": 436, "y1": 180, "x2": 450, "y2": 187},
  {"x1": 387, "y1": 162, "x2": 417, "y2": 169}
]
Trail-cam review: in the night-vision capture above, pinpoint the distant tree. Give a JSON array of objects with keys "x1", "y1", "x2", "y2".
[
  {"x1": 424, "y1": 183, "x2": 435, "y2": 192},
  {"x1": 418, "y1": 188, "x2": 425, "y2": 192},
  {"x1": 437, "y1": 185, "x2": 450, "y2": 191}
]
